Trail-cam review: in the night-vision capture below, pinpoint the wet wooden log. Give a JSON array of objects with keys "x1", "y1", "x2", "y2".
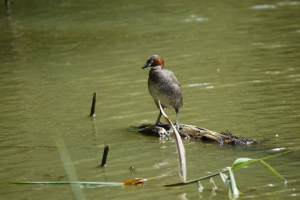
[{"x1": 139, "y1": 124, "x2": 258, "y2": 145}]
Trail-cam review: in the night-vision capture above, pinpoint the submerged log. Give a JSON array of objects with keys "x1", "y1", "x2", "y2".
[{"x1": 139, "y1": 124, "x2": 258, "y2": 145}]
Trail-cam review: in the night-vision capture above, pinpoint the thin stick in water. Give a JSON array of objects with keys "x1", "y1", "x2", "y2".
[
  {"x1": 101, "y1": 142, "x2": 109, "y2": 166},
  {"x1": 90, "y1": 92, "x2": 97, "y2": 117}
]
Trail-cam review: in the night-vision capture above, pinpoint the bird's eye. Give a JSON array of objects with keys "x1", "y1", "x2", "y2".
[{"x1": 147, "y1": 61, "x2": 153, "y2": 67}]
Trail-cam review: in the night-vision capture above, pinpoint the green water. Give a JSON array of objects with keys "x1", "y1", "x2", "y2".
[{"x1": 1, "y1": 0, "x2": 300, "y2": 199}]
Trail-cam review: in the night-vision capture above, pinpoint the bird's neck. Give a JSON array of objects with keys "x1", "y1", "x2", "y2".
[{"x1": 149, "y1": 66, "x2": 164, "y2": 84}]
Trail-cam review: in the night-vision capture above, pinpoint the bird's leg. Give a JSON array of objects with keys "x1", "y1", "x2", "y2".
[
  {"x1": 175, "y1": 109, "x2": 180, "y2": 131},
  {"x1": 154, "y1": 110, "x2": 163, "y2": 126},
  {"x1": 154, "y1": 109, "x2": 169, "y2": 126}
]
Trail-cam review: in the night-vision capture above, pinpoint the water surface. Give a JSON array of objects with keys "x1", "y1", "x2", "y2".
[{"x1": 1, "y1": 0, "x2": 300, "y2": 199}]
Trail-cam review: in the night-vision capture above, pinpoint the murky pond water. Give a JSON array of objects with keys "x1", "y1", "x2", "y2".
[{"x1": 1, "y1": 0, "x2": 300, "y2": 199}]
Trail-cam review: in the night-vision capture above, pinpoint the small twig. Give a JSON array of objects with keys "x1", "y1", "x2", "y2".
[
  {"x1": 90, "y1": 92, "x2": 97, "y2": 117},
  {"x1": 100, "y1": 142, "x2": 109, "y2": 167}
]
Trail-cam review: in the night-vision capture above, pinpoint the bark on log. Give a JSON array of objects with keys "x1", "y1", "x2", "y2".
[{"x1": 139, "y1": 124, "x2": 258, "y2": 145}]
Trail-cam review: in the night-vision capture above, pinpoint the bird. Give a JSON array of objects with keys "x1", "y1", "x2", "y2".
[{"x1": 142, "y1": 55, "x2": 183, "y2": 131}]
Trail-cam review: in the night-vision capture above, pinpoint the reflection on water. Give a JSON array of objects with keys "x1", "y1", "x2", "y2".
[{"x1": 0, "y1": 0, "x2": 300, "y2": 199}]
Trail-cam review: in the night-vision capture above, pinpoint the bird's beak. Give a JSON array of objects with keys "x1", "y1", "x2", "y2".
[{"x1": 142, "y1": 63, "x2": 151, "y2": 69}]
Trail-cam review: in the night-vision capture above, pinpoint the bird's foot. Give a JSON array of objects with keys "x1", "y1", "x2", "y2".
[{"x1": 154, "y1": 121, "x2": 170, "y2": 127}]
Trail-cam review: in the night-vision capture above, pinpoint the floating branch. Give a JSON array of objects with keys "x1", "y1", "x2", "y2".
[
  {"x1": 90, "y1": 92, "x2": 97, "y2": 117},
  {"x1": 139, "y1": 124, "x2": 258, "y2": 145},
  {"x1": 100, "y1": 142, "x2": 109, "y2": 167}
]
